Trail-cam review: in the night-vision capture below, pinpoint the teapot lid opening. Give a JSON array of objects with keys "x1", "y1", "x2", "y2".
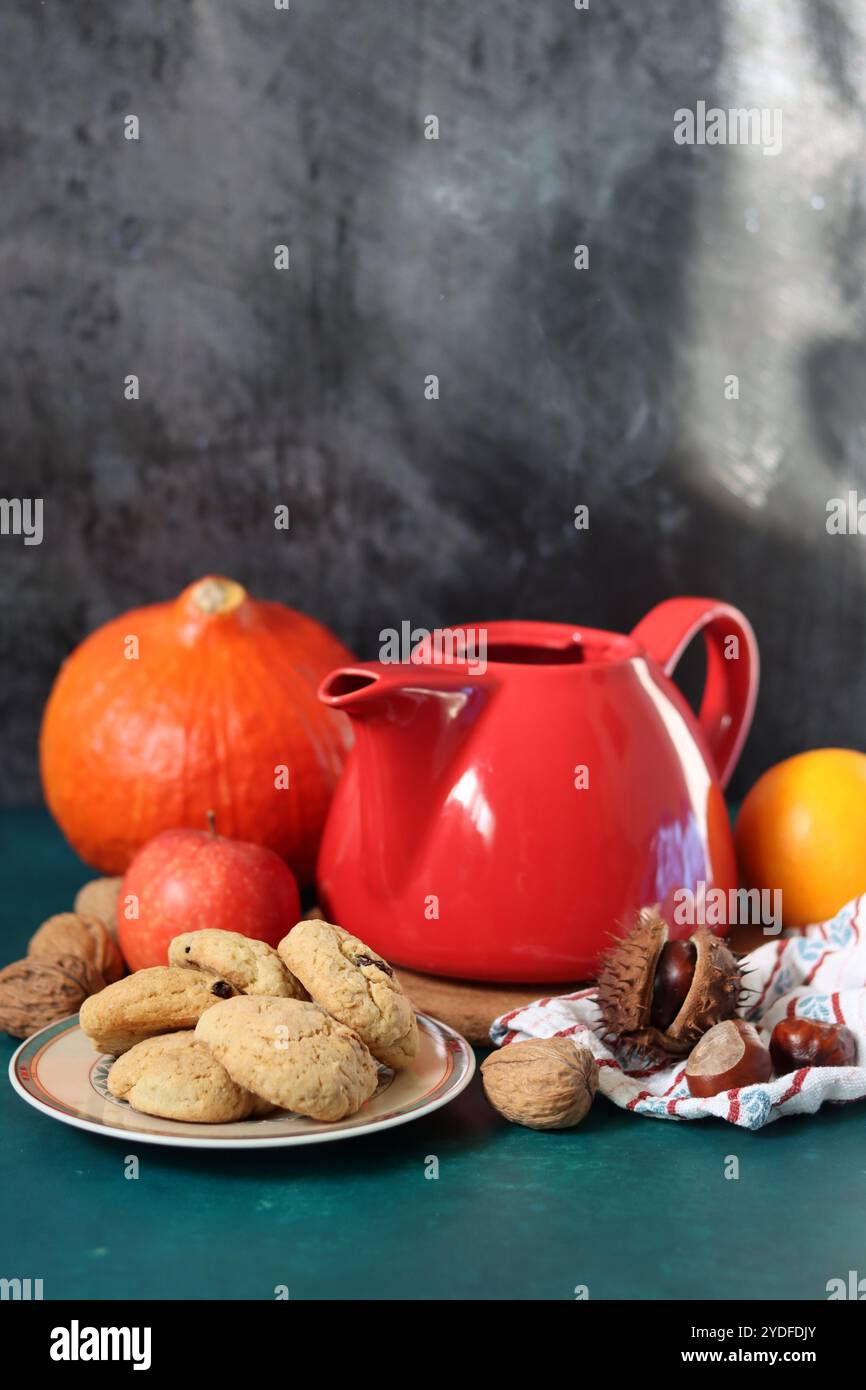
[{"x1": 450, "y1": 622, "x2": 640, "y2": 668}]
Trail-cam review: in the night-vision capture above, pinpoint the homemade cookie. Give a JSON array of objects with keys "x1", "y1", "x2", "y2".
[
  {"x1": 194, "y1": 995, "x2": 379, "y2": 1121},
  {"x1": 278, "y1": 920, "x2": 418, "y2": 1070},
  {"x1": 80, "y1": 966, "x2": 234, "y2": 1055},
  {"x1": 168, "y1": 929, "x2": 305, "y2": 999},
  {"x1": 107, "y1": 1031, "x2": 272, "y2": 1123},
  {"x1": 29, "y1": 911, "x2": 125, "y2": 984}
]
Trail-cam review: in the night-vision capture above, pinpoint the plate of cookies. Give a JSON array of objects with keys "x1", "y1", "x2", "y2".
[{"x1": 8, "y1": 921, "x2": 475, "y2": 1148}]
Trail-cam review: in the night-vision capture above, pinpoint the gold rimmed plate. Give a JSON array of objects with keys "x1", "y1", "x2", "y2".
[{"x1": 9, "y1": 1012, "x2": 475, "y2": 1149}]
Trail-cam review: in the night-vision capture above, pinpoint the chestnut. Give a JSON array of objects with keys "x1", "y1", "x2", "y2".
[
  {"x1": 770, "y1": 1018, "x2": 857, "y2": 1073},
  {"x1": 686, "y1": 1019, "x2": 772, "y2": 1098},
  {"x1": 596, "y1": 908, "x2": 743, "y2": 1062},
  {"x1": 650, "y1": 940, "x2": 697, "y2": 1031}
]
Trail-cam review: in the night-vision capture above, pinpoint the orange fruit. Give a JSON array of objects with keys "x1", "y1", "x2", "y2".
[{"x1": 735, "y1": 749, "x2": 866, "y2": 926}]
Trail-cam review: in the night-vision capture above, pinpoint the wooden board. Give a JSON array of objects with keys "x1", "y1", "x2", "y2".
[
  {"x1": 395, "y1": 967, "x2": 584, "y2": 1046},
  {"x1": 304, "y1": 906, "x2": 582, "y2": 1044}
]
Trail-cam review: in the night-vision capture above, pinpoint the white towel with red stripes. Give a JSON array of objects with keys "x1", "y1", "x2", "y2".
[{"x1": 489, "y1": 894, "x2": 866, "y2": 1129}]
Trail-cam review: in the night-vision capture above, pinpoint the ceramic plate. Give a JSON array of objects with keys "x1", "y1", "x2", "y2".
[{"x1": 8, "y1": 1012, "x2": 475, "y2": 1149}]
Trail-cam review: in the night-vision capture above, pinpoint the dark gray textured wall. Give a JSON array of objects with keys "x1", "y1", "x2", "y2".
[{"x1": 1, "y1": 0, "x2": 865, "y2": 801}]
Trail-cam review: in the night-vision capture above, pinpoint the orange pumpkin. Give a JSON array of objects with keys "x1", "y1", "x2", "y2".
[{"x1": 39, "y1": 576, "x2": 355, "y2": 882}]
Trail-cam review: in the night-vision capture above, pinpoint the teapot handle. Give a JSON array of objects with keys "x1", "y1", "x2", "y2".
[{"x1": 631, "y1": 598, "x2": 759, "y2": 789}]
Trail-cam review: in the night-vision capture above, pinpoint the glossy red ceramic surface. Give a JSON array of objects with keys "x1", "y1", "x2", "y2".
[{"x1": 316, "y1": 599, "x2": 759, "y2": 982}]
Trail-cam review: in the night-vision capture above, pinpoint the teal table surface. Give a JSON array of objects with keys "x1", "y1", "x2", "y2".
[{"x1": 2, "y1": 806, "x2": 865, "y2": 1302}]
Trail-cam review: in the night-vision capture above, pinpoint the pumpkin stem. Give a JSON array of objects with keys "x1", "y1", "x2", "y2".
[
  {"x1": 191, "y1": 576, "x2": 246, "y2": 616},
  {"x1": 206, "y1": 810, "x2": 218, "y2": 838}
]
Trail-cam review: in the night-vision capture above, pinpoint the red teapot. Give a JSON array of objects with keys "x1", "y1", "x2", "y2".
[{"x1": 316, "y1": 598, "x2": 758, "y2": 982}]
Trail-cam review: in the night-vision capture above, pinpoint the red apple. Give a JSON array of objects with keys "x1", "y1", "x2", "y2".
[{"x1": 118, "y1": 817, "x2": 301, "y2": 971}]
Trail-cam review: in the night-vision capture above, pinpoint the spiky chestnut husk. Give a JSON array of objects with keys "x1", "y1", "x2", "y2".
[
  {"x1": 595, "y1": 906, "x2": 666, "y2": 1039},
  {"x1": 595, "y1": 906, "x2": 744, "y2": 1063}
]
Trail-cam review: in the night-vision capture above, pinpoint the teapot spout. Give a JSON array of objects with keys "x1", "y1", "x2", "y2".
[
  {"x1": 319, "y1": 662, "x2": 486, "y2": 719},
  {"x1": 318, "y1": 665, "x2": 395, "y2": 717},
  {"x1": 318, "y1": 662, "x2": 491, "y2": 874}
]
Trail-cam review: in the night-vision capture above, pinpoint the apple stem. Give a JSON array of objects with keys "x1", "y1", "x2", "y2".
[{"x1": 207, "y1": 810, "x2": 217, "y2": 838}]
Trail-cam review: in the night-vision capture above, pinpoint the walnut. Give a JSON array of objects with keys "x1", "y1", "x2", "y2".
[
  {"x1": 29, "y1": 912, "x2": 93, "y2": 961},
  {"x1": 480, "y1": 1038, "x2": 598, "y2": 1130},
  {"x1": 28, "y1": 912, "x2": 124, "y2": 984},
  {"x1": 74, "y1": 877, "x2": 122, "y2": 940},
  {"x1": 0, "y1": 955, "x2": 105, "y2": 1038}
]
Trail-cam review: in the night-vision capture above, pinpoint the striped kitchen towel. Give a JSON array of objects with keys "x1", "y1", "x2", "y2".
[{"x1": 489, "y1": 894, "x2": 866, "y2": 1129}]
